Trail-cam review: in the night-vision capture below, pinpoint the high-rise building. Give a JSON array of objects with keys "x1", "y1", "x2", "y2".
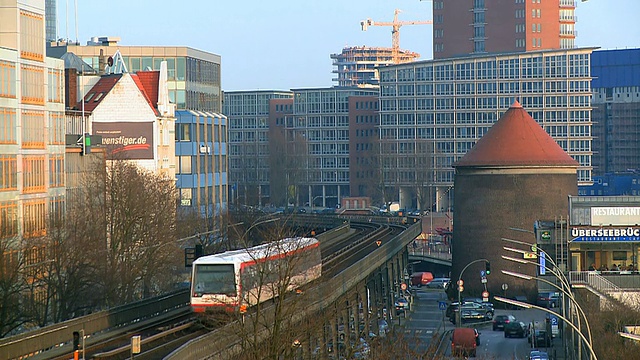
[
  {"x1": 279, "y1": 87, "x2": 379, "y2": 208},
  {"x1": 223, "y1": 90, "x2": 293, "y2": 206},
  {"x1": 0, "y1": 0, "x2": 66, "y2": 247},
  {"x1": 44, "y1": 0, "x2": 56, "y2": 41},
  {"x1": 47, "y1": 37, "x2": 222, "y2": 112},
  {"x1": 432, "y1": 0, "x2": 576, "y2": 59},
  {"x1": 590, "y1": 48, "x2": 640, "y2": 176},
  {"x1": 331, "y1": 46, "x2": 420, "y2": 87},
  {"x1": 378, "y1": 48, "x2": 594, "y2": 211}
]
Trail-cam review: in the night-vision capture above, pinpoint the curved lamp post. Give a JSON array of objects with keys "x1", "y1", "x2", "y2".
[
  {"x1": 501, "y1": 252, "x2": 593, "y2": 360},
  {"x1": 494, "y1": 296, "x2": 598, "y2": 360},
  {"x1": 501, "y1": 269, "x2": 592, "y2": 346},
  {"x1": 456, "y1": 258, "x2": 490, "y2": 327}
]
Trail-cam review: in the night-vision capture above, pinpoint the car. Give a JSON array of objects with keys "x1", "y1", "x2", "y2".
[
  {"x1": 426, "y1": 277, "x2": 450, "y2": 289},
  {"x1": 463, "y1": 297, "x2": 495, "y2": 311},
  {"x1": 395, "y1": 297, "x2": 409, "y2": 312},
  {"x1": 536, "y1": 292, "x2": 560, "y2": 308},
  {"x1": 446, "y1": 301, "x2": 494, "y2": 320},
  {"x1": 493, "y1": 314, "x2": 517, "y2": 331},
  {"x1": 504, "y1": 321, "x2": 528, "y2": 338},
  {"x1": 529, "y1": 350, "x2": 550, "y2": 360},
  {"x1": 529, "y1": 329, "x2": 552, "y2": 347},
  {"x1": 449, "y1": 302, "x2": 494, "y2": 324},
  {"x1": 377, "y1": 319, "x2": 389, "y2": 337}
]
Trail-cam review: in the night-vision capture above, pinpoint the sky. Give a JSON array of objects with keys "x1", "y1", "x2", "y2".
[{"x1": 56, "y1": 0, "x2": 640, "y2": 91}]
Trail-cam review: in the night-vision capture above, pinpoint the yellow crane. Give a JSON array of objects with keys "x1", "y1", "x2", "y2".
[{"x1": 361, "y1": 9, "x2": 432, "y2": 64}]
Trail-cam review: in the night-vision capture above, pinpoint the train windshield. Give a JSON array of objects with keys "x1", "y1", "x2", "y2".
[{"x1": 193, "y1": 264, "x2": 236, "y2": 296}]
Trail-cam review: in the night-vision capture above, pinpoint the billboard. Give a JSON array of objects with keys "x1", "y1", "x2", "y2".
[
  {"x1": 94, "y1": 122, "x2": 154, "y2": 160},
  {"x1": 591, "y1": 207, "x2": 640, "y2": 226}
]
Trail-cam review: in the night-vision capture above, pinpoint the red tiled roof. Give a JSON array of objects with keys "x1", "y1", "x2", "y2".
[
  {"x1": 75, "y1": 74, "x2": 121, "y2": 112},
  {"x1": 455, "y1": 101, "x2": 579, "y2": 168},
  {"x1": 135, "y1": 71, "x2": 159, "y2": 108},
  {"x1": 131, "y1": 73, "x2": 159, "y2": 116}
]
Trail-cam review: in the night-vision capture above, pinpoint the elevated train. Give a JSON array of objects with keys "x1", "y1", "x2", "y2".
[{"x1": 190, "y1": 237, "x2": 321, "y2": 313}]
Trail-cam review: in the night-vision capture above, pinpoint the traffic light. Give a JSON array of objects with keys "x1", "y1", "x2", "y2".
[
  {"x1": 80, "y1": 133, "x2": 91, "y2": 156},
  {"x1": 72, "y1": 331, "x2": 80, "y2": 351},
  {"x1": 486, "y1": 261, "x2": 491, "y2": 275}
]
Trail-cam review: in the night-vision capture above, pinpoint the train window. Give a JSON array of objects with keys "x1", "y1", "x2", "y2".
[{"x1": 193, "y1": 264, "x2": 236, "y2": 296}]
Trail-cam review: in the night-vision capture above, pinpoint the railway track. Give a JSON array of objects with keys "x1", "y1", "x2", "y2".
[{"x1": 5, "y1": 217, "x2": 409, "y2": 359}]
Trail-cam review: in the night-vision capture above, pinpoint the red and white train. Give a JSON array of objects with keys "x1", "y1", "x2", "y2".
[{"x1": 190, "y1": 237, "x2": 321, "y2": 313}]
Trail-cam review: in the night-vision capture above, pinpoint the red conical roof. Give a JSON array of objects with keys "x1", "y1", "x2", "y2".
[{"x1": 455, "y1": 101, "x2": 579, "y2": 168}]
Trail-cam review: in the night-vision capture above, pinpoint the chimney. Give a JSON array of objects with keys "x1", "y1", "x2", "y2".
[
  {"x1": 98, "y1": 48, "x2": 105, "y2": 75},
  {"x1": 65, "y1": 68, "x2": 78, "y2": 109}
]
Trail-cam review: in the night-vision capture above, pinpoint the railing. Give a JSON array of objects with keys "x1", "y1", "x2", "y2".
[
  {"x1": 0, "y1": 289, "x2": 190, "y2": 360},
  {"x1": 569, "y1": 271, "x2": 622, "y2": 293}
]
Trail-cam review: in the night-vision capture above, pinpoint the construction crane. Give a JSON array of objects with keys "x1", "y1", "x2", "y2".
[{"x1": 361, "y1": 9, "x2": 432, "y2": 64}]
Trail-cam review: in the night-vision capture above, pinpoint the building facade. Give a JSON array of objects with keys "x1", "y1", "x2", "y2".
[
  {"x1": 278, "y1": 87, "x2": 379, "y2": 208},
  {"x1": 433, "y1": 0, "x2": 577, "y2": 59},
  {"x1": 175, "y1": 110, "x2": 228, "y2": 216},
  {"x1": 47, "y1": 37, "x2": 222, "y2": 112},
  {"x1": 0, "y1": 0, "x2": 66, "y2": 250},
  {"x1": 223, "y1": 90, "x2": 293, "y2": 206},
  {"x1": 378, "y1": 48, "x2": 594, "y2": 211},
  {"x1": 569, "y1": 196, "x2": 640, "y2": 272},
  {"x1": 590, "y1": 48, "x2": 640, "y2": 176}
]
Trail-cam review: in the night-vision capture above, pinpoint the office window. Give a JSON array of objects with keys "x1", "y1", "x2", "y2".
[
  {"x1": 22, "y1": 156, "x2": 45, "y2": 193},
  {"x1": 23, "y1": 199, "x2": 46, "y2": 238},
  {"x1": 49, "y1": 155, "x2": 64, "y2": 188},
  {"x1": 21, "y1": 110, "x2": 45, "y2": 149},
  {"x1": 48, "y1": 69, "x2": 63, "y2": 103},
  {"x1": 20, "y1": 10, "x2": 44, "y2": 61},
  {"x1": 0, "y1": 201, "x2": 18, "y2": 238},
  {"x1": 21, "y1": 65, "x2": 44, "y2": 105},
  {"x1": 49, "y1": 111, "x2": 64, "y2": 145},
  {"x1": 0, "y1": 155, "x2": 17, "y2": 191},
  {"x1": 0, "y1": 61, "x2": 16, "y2": 98},
  {"x1": 0, "y1": 108, "x2": 16, "y2": 144}
]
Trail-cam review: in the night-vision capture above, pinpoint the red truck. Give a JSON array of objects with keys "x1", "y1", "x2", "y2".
[{"x1": 410, "y1": 271, "x2": 434, "y2": 287}]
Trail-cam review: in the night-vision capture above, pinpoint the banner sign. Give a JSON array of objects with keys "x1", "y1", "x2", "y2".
[
  {"x1": 94, "y1": 122, "x2": 154, "y2": 160},
  {"x1": 571, "y1": 227, "x2": 640, "y2": 242},
  {"x1": 591, "y1": 207, "x2": 640, "y2": 226}
]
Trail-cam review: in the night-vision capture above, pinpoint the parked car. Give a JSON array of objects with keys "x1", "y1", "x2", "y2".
[
  {"x1": 529, "y1": 350, "x2": 550, "y2": 360},
  {"x1": 493, "y1": 314, "x2": 517, "y2": 331},
  {"x1": 529, "y1": 329, "x2": 552, "y2": 347},
  {"x1": 426, "y1": 277, "x2": 450, "y2": 289},
  {"x1": 536, "y1": 292, "x2": 560, "y2": 308},
  {"x1": 446, "y1": 300, "x2": 494, "y2": 320},
  {"x1": 451, "y1": 328, "x2": 477, "y2": 358},
  {"x1": 395, "y1": 297, "x2": 409, "y2": 312},
  {"x1": 463, "y1": 297, "x2": 495, "y2": 311},
  {"x1": 504, "y1": 321, "x2": 529, "y2": 338},
  {"x1": 449, "y1": 302, "x2": 494, "y2": 324},
  {"x1": 377, "y1": 319, "x2": 389, "y2": 337}
]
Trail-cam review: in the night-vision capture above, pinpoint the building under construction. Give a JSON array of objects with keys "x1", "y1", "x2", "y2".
[{"x1": 331, "y1": 46, "x2": 420, "y2": 87}]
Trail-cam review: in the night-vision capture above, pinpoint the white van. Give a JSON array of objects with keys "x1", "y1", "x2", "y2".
[{"x1": 426, "y1": 277, "x2": 450, "y2": 289}]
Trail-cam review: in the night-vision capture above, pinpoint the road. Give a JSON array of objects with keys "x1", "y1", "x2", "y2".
[{"x1": 401, "y1": 287, "x2": 564, "y2": 359}]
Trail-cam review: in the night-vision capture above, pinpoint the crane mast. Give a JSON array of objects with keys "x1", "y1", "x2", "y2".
[{"x1": 361, "y1": 9, "x2": 432, "y2": 64}]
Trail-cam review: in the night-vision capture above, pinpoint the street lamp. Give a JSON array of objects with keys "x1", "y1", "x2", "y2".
[
  {"x1": 501, "y1": 269, "x2": 592, "y2": 346},
  {"x1": 456, "y1": 258, "x2": 490, "y2": 327},
  {"x1": 494, "y1": 296, "x2": 598, "y2": 360},
  {"x1": 310, "y1": 195, "x2": 322, "y2": 214},
  {"x1": 501, "y1": 251, "x2": 592, "y2": 360}
]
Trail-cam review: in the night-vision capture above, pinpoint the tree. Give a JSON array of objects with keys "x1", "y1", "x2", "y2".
[{"x1": 0, "y1": 233, "x2": 28, "y2": 337}]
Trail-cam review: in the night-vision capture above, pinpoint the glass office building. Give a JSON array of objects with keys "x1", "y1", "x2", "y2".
[
  {"x1": 378, "y1": 48, "x2": 594, "y2": 210},
  {"x1": 47, "y1": 39, "x2": 221, "y2": 112}
]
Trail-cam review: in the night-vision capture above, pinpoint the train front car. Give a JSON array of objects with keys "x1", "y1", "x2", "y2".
[
  {"x1": 190, "y1": 256, "x2": 240, "y2": 313},
  {"x1": 190, "y1": 237, "x2": 321, "y2": 314}
]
